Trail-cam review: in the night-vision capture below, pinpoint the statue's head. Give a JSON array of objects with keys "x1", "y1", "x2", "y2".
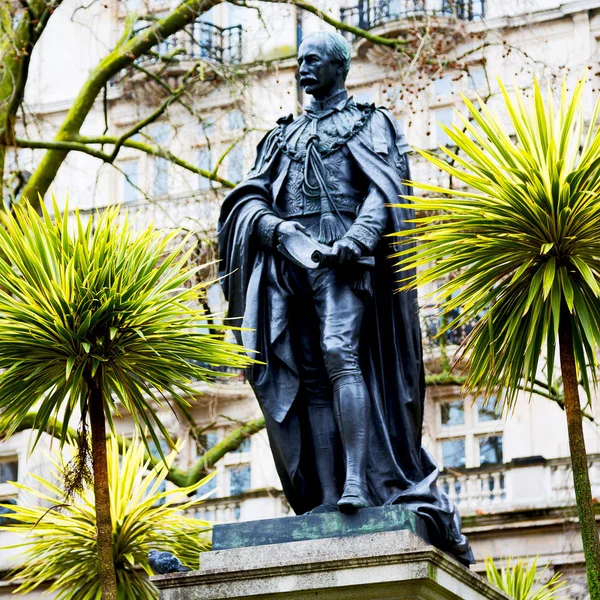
[{"x1": 298, "y1": 31, "x2": 351, "y2": 100}]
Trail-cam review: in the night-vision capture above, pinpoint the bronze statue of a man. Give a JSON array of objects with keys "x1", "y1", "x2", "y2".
[{"x1": 218, "y1": 31, "x2": 473, "y2": 565}]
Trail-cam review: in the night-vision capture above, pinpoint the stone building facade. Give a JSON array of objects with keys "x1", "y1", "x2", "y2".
[{"x1": 1, "y1": 1, "x2": 600, "y2": 598}]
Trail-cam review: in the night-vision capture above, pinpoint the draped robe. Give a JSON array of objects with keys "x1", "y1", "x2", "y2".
[{"x1": 217, "y1": 100, "x2": 474, "y2": 566}]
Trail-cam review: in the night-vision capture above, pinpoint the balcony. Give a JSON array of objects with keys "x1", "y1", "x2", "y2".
[
  {"x1": 421, "y1": 310, "x2": 477, "y2": 349},
  {"x1": 135, "y1": 20, "x2": 243, "y2": 67},
  {"x1": 186, "y1": 488, "x2": 290, "y2": 523},
  {"x1": 439, "y1": 454, "x2": 600, "y2": 517},
  {"x1": 340, "y1": 0, "x2": 485, "y2": 31},
  {"x1": 340, "y1": 0, "x2": 485, "y2": 58},
  {"x1": 111, "y1": 20, "x2": 243, "y2": 90}
]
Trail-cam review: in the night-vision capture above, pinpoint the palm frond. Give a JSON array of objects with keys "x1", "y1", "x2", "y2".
[
  {"x1": 0, "y1": 437, "x2": 213, "y2": 599},
  {"x1": 394, "y1": 75, "x2": 600, "y2": 409},
  {"x1": 0, "y1": 201, "x2": 252, "y2": 450},
  {"x1": 485, "y1": 556, "x2": 568, "y2": 600}
]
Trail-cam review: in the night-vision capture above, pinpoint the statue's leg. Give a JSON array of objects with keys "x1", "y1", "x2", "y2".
[
  {"x1": 305, "y1": 395, "x2": 342, "y2": 512},
  {"x1": 291, "y1": 282, "x2": 342, "y2": 513},
  {"x1": 310, "y1": 269, "x2": 370, "y2": 512}
]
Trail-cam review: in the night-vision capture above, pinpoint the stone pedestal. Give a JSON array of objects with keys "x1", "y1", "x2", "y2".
[
  {"x1": 153, "y1": 509, "x2": 508, "y2": 600},
  {"x1": 213, "y1": 504, "x2": 430, "y2": 550}
]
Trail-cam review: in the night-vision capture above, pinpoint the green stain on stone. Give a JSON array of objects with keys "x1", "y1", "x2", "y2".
[{"x1": 213, "y1": 504, "x2": 429, "y2": 550}]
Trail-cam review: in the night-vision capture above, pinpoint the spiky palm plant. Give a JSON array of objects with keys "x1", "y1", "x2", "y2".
[
  {"x1": 0, "y1": 202, "x2": 250, "y2": 599},
  {"x1": 1, "y1": 437, "x2": 212, "y2": 599},
  {"x1": 395, "y1": 76, "x2": 600, "y2": 597},
  {"x1": 485, "y1": 557, "x2": 568, "y2": 600}
]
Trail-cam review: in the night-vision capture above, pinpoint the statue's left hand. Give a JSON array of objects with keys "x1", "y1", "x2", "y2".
[{"x1": 332, "y1": 238, "x2": 362, "y2": 264}]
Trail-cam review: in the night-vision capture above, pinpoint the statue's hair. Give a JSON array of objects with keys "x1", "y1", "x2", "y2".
[{"x1": 301, "y1": 31, "x2": 351, "y2": 79}]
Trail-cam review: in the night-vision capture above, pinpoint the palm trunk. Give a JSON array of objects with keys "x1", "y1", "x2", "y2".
[
  {"x1": 89, "y1": 380, "x2": 118, "y2": 600},
  {"x1": 0, "y1": 144, "x2": 5, "y2": 207},
  {"x1": 558, "y1": 305, "x2": 600, "y2": 600}
]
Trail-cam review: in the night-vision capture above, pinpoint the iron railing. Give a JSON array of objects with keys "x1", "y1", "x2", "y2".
[
  {"x1": 439, "y1": 454, "x2": 600, "y2": 515},
  {"x1": 135, "y1": 20, "x2": 243, "y2": 66},
  {"x1": 340, "y1": 0, "x2": 485, "y2": 32},
  {"x1": 421, "y1": 311, "x2": 478, "y2": 347}
]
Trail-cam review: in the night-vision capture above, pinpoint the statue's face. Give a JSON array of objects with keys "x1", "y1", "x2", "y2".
[{"x1": 298, "y1": 37, "x2": 344, "y2": 99}]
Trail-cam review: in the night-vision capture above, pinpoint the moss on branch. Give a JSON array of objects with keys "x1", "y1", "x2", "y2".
[
  {"x1": 10, "y1": 412, "x2": 265, "y2": 488},
  {"x1": 15, "y1": 136, "x2": 235, "y2": 188},
  {"x1": 185, "y1": 417, "x2": 265, "y2": 486}
]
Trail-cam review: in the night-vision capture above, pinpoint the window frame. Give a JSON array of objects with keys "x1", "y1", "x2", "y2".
[
  {"x1": 191, "y1": 426, "x2": 253, "y2": 499},
  {"x1": 434, "y1": 389, "x2": 505, "y2": 470},
  {"x1": 0, "y1": 454, "x2": 19, "y2": 499}
]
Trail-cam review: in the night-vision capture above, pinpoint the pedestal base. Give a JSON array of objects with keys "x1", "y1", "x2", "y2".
[
  {"x1": 153, "y1": 529, "x2": 508, "y2": 600},
  {"x1": 213, "y1": 504, "x2": 430, "y2": 550}
]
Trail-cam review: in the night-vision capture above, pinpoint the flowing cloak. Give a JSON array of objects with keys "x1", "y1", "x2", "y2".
[{"x1": 217, "y1": 102, "x2": 474, "y2": 565}]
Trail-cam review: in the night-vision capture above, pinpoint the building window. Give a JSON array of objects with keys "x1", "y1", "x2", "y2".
[
  {"x1": 228, "y1": 109, "x2": 244, "y2": 131},
  {"x1": 198, "y1": 118, "x2": 215, "y2": 140},
  {"x1": 435, "y1": 393, "x2": 505, "y2": 469},
  {"x1": 201, "y1": 431, "x2": 219, "y2": 452},
  {"x1": 152, "y1": 124, "x2": 170, "y2": 197},
  {"x1": 153, "y1": 157, "x2": 169, "y2": 197},
  {"x1": 193, "y1": 428, "x2": 253, "y2": 499},
  {"x1": 433, "y1": 107, "x2": 454, "y2": 147},
  {"x1": 476, "y1": 395, "x2": 502, "y2": 422},
  {"x1": 441, "y1": 438, "x2": 466, "y2": 469},
  {"x1": 479, "y1": 434, "x2": 503, "y2": 465},
  {"x1": 198, "y1": 148, "x2": 213, "y2": 191},
  {"x1": 228, "y1": 145, "x2": 244, "y2": 183},
  {"x1": 229, "y1": 464, "x2": 251, "y2": 496},
  {"x1": 440, "y1": 399, "x2": 465, "y2": 427},
  {"x1": 122, "y1": 159, "x2": 139, "y2": 203},
  {"x1": 197, "y1": 472, "x2": 217, "y2": 496},
  {"x1": 148, "y1": 439, "x2": 170, "y2": 504},
  {"x1": 468, "y1": 66, "x2": 487, "y2": 91},
  {"x1": 434, "y1": 75, "x2": 453, "y2": 98},
  {"x1": 0, "y1": 458, "x2": 18, "y2": 483}
]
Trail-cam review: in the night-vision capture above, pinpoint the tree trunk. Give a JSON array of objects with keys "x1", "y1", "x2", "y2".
[
  {"x1": 0, "y1": 0, "x2": 64, "y2": 209},
  {"x1": 558, "y1": 305, "x2": 600, "y2": 600},
  {"x1": 0, "y1": 144, "x2": 6, "y2": 206},
  {"x1": 89, "y1": 380, "x2": 118, "y2": 600}
]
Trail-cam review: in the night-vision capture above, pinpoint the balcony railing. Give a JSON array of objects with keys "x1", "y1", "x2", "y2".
[
  {"x1": 135, "y1": 20, "x2": 243, "y2": 66},
  {"x1": 439, "y1": 454, "x2": 600, "y2": 516},
  {"x1": 421, "y1": 311, "x2": 478, "y2": 348},
  {"x1": 340, "y1": 0, "x2": 485, "y2": 32},
  {"x1": 186, "y1": 489, "x2": 290, "y2": 523}
]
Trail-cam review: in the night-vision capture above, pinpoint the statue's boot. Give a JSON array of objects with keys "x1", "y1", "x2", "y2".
[
  {"x1": 333, "y1": 374, "x2": 370, "y2": 513},
  {"x1": 307, "y1": 398, "x2": 342, "y2": 513}
]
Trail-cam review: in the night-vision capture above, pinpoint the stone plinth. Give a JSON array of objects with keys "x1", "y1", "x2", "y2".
[
  {"x1": 153, "y1": 529, "x2": 509, "y2": 600},
  {"x1": 213, "y1": 504, "x2": 430, "y2": 550}
]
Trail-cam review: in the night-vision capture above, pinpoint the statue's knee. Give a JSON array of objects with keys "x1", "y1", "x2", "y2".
[{"x1": 323, "y1": 345, "x2": 357, "y2": 380}]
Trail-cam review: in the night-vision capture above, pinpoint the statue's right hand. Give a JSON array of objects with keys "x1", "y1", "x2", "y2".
[{"x1": 276, "y1": 221, "x2": 308, "y2": 240}]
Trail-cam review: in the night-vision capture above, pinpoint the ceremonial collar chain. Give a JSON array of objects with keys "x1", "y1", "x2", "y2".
[
  {"x1": 306, "y1": 89, "x2": 349, "y2": 115},
  {"x1": 276, "y1": 103, "x2": 376, "y2": 161}
]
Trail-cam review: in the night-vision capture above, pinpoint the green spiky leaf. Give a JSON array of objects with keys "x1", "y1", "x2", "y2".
[
  {"x1": 0, "y1": 438, "x2": 215, "y2": 599},
  {"x1": 394, "y1": 75, "x2": 600, "y2": 411},
  {"x1": 0, "y1": 202, "x2": 253, "y2": 450},
  {"x1": 485, "y1": 556, "x2": 568, "y2": 600}
]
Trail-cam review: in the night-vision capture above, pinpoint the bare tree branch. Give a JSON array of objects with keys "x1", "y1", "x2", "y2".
[
  {"x1": 108, "y1": 64, "x2": 202, "y2": 160},
  {"x1": 253, "y1": 0, "x2": 408, "y2": 49},
  {"x1": 15, "y1": 135, "x2": 236, "y2": 188},
  {"x1": 10, "y1": 411, "x2": 266, "y2": 487}
]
